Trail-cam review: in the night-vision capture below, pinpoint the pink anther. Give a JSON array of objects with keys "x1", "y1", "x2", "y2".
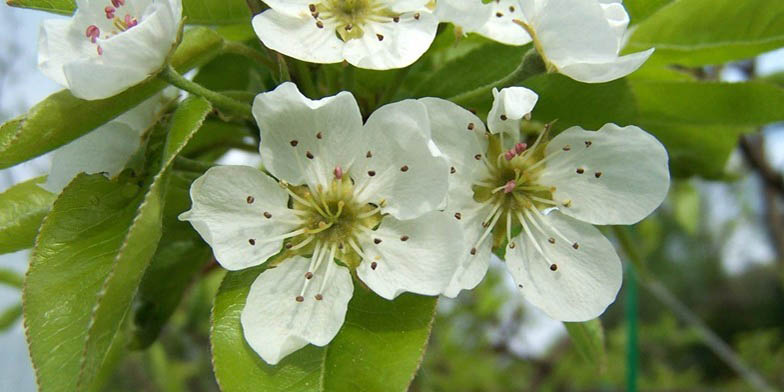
[
  {"x1": 333, "y1": 166, "x2": 343, "y2": 180},
  {"x1": 124, "y1": 14, "x2": 138, "y2": 28},
  {"x1": 111, "y1": 0, "x2": 125, "y2": 7},
  {"x1": 515, "y1": 143, "x2": 527, "y2": 155},
  {"x1": 97, "y1": 45, "x2": 103, "y2": 55},
  {"x1": 85, "y1": 25, "x2": 100, "y2": 43},
  {"x1": 503, "y1": 180, "x2": 516, "y2": 194},
  {"x1": 504, "y1": 150, "x2": 515, "y2": 161},
  {"x1": 105, "y1": 6, "x2": 116, "y2": 18}
]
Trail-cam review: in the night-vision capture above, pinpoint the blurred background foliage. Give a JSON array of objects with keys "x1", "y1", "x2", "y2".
[{"x1": 2, "y1": 0, "x2": 784, "y2": 391}]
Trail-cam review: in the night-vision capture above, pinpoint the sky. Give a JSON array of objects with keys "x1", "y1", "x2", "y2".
[{"x1": 1, "y1": 4, "x2": 784, "y2": 391}]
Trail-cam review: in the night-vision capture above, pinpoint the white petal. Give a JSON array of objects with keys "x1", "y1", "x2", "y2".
[
  {"x1": 253, "y1": 82, "x2": 364, "y2": 188},
  {"x1": 352, "y1": 99, "x2": 449, "y2": 220},
  {"x1": 382, "y1": 0, "x2": 433, "y2": 13},
  {"x1": 252, "y1": 9, "x2": 344, "y2": 65},
  {"x1": 113, "y1": 87, "x2": 177, "y2": 131},
  {"x1": 442, "y1": 195, "x2": 494, "y2": 297},
  {"x1": 506, "y1": 211, "x2": 622, "y2": 321},
  {"x1": 538, "y1": 124, "x2": 670, "y2": 225},
  {"x1": 38, "y1": 19, "x2": 87, "y2": 88},
  {"x1": 527, "y1": 0, "x2": 652, "y2": 83},
  {"x1": 487, "y1": 87, "x2": 538, "y2": 138},
  {"x1": 179, "y1": 166, "x2": 300, "y2": 271},
  {"x1": 63, "y1": 61, "x2": 150, "y2": 100},
  {"x1": 342, "y1": 12, "x2": 438, "y2": 70},
  {"x1": 557, "y1": 49, "x2": 654, "y2": 83},
  {"x1": 100, "y1": 2, "x2": 179, "y2": 71},
  {"x1": 475, "y1": 0, "x2": 532, "y2": 46},
  {"x1": 419, "y1": 97, "x2": 488, "y2": 188},
  {"x1": 356, "y1": 211, "x2": 462, "y2": 299},
  {"x1": 42, "y1": 122, "x2": 141, "y2": 193},
  {"x1": 241, "y1": 256, "x2": 353, "y2": 365},
  {"x1": 256, "y1": 0, "x2": 312, "y2": 17},
  {"x1": 434, "y1": 0, "x2": 492, "y2": 32}
]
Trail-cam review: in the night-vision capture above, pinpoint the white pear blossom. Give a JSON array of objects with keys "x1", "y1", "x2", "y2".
[
  {"x1": 516, "y1": 0, "x2": 654, "y2": 83},
  {"x1": 435, "y1": 0, "x2": 531, "y2": 46},
  {"x1": 38, "y1": 0, "x2": 182, "y2": 100},
  {"x1": 41, "y1": 90, "x2": 175, "y2": 193},
  {"x1": 420, "y1": 86, "x2": 669, "y2": 321},
  {"x1": 252, "y1": 0, "x2": 438, "y2": 70},
  {"x1": 180, "y1": 82, "x2": 461, "y2": 364}
]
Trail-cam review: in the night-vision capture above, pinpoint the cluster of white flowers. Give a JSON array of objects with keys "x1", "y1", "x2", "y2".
[{"x1": 34, "y1": 0, "x2": 669, "y2": 366}]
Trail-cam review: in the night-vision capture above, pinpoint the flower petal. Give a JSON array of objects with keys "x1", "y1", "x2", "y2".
[
  {"x1": 42, "y1": 122, "x2": 141, "y2": 193},
  {"x1": 419, "y1": 97, "x2": 488, "y2": 188},
  {"x1": 352, "y1": 99, "x2": 450, "y2": 220},
  {"x1": 538, "y1": 124, "x2": 670, "y2": 225},
  {"x1": 557, "y1": 49, "x2": 654, "y2": 84},
  {"x1": 487, "y1": 87, "x2": 538, "y2": 139},
  {"x1": 253, "y1": 82, "x2": 364, "y2": 188},
  {"x1": 179, "y1": 166, "x2": 300, "y2": 271},
  {"x1": 342, "y1": 11, "x2": 438, "y2": 70},
  {"x1": 38, "y1": 19, "x2": 87, "y2": 88},
  {"x1": 252, "y1": 9, "x2": 344, "y2": 65},
  {"x1": 356, "y1": 211, "x2": 462, "y2": 299},
  {"x1": 442, "y1": 195, "x2": 494, "y2": 297},
  {"x1": 63, "y1": 61, "x2": 150, "y2": 100},
  {"x1": 435, "y1": 0, "x2": 492, "y2": 32},
  {"x1": 506, "y1": 211, "x2": 622, "y2": 321},
  {"x1": 241, "y1": 256, "x2": 353, "y2": 365},
  {"x1": 476, "y1": 0, "x2": 532, "y2": 46},
  {"x1": 257, "y1": 0, "x2": 312, "y2": 17}
]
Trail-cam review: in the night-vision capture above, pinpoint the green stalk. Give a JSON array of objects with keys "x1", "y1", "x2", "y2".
[
  {"x1": 625, "y1": 263, "x2": 639, "y2": 392},
  {"x1": 222, "y1": 40, "x2": 276, "y2": 72},
  {"x1": 159, "y1": 65, "x2": 252, "y2": 119},
  {"x1": 447, "y1": 48, "x2": 546, "y2": 106}
]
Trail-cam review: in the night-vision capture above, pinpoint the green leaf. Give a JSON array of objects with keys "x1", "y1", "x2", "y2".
[
  {"x1": 0, "y1": 27, "x2": 222, "y2": 169},
  {"x1": 0, "y1": 303, "x2": 23, "y2": 331},
  {"x1": 24, "y1": 97, "x2": 211, "y2": 392},
  {"x1": 130, "y1": 172, "x2": 212, "y2": 349},
  {"x1": 626, "y1": 0, "x2": 784, "y2": 66},
  {"x1": 524, "y1": 74, "x2": 638, "y2": 131},
  {"x1": 631, "y1": 80, "x2": 784, "y2": 127},
  {"x1": 24, "y1": 174, "x2": 147, "y2": 392},
  {"x1": 212, "y1": 267, "x2": 437, "y2": 392},
  {"x1": 624, "y1": 0, "x2": 673, "y2": 25},
  {"x1": 78, "y1": 97, "x2": 212, "y2": 390},
  {"x1": 630, "y1": 80, "x2": 783, "y2": 178},
  {"x1": 0, "y1": 268, "x2": 24, "y2": 289},
  {"x1": 564, "y1": 319, "x2": 607, "y2": 372},
  {"x1": 5, "y1": 0, "x2": 73, "y2": 15},
  {"x1": 8, "y1": 0, "x2": 251, "y2": 24},
  {"x1": 0, "y1": 176, "x2": 55, "y2": 254}
]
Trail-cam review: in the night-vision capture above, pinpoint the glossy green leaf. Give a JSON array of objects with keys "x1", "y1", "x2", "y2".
[
  {"x1": 0, "y1": 27, "x2": 222, "y2": 169},
  {"x1": 564, "y1": 319, "x2": 606, "y2": 372},
  {"x1": 78, "y1": 97, "x2": 212, "y2": 390},
  {"x1": 626, "y1": 0, "x2": 784, "y2": 66},
  {"x1": 524, "y1": 74, "x2": 638, "y2": 131},
  {"x1": 212, "y1": 267, "x2": 437, "y2": 392},
  {"x1": 24, "y1": 173, "x2": 147, "y2": 392},
  {"x1": 624, "y1": 0, "x2": 673, "y2": 25},
  {"x1": 0, "y1": 176, "x2": 55, "y2": 254},
  {"x1": 24, "y1": 97, "x2": 211, "y2": 392},
  {"x1": 7, "y1": 0, "x2": 251, "y2": 24},
  {"x1": 631, "y1": 80, "x2": 784, "y2": 127},
  {"x1": 130, "y1": 172, "x2": 212, "y2": 349}
]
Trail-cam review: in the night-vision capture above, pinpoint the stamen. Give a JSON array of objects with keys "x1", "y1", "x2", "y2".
[
  {"x1": 112, "y1": 0, "x2": 124, "y2": 7},
  {"x1": 528, "y1": 195, "x2": 558, "y2": 206},
  {"x1": 347, "y1": 237, "x2": 369, "y2": 261},
  {"x1": 506, "y1": 210, "x2": 513, "y2": 249},
  {"x1": 358, "y1": 204, "x2": 382, "y2": 219},
  {"x1": 482, "y1": 200, "x2": 504, "y2": 227},
  {"x1": 516, "y1": 212, "x2": 557, "y2": 269},
  {"x1": 257, "y1": 228, "x2": 307, "y2": 244},
  {"x1": 525, "y1": 148, "x2": 564, "y2": 172},
  {"x1": 472, "y1": 208, "x2": 503, "y2": 254},
  {"x1": 334, "y1": 165, "x2": 343, "y2": 180},
  {"x1": 316, "y1": 245, "x2": 338, "y2": 298},
  {"x1": 307, "y1": 220, "x2": 334, "y2": 235},
  {"x1": 289, "y1": 235, "x2": 315, "y2": 251},
  {"x1": 85, "y1": 25, "x2": 100, "y2": 43},
  {"x1": 503, "y1": 180, "x2": 516, "y2": 194},
  {"x1": 298, "y1": 242, "x2": 326, "y2": 298},
  {"x1": 515, "y1": 143, "x2": 527, "y2": 155},
  {"x1": 526, "y1": 205, "x2": 573, "y2": 246},
  {"x1": 105, "y1": 6, "x2": 115, "y2": 19}
]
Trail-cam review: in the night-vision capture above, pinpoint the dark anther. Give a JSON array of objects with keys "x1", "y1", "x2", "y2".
[
  {"x1": 305, "y1": 272, "x2": 313, "y2": 279},
  {"x1": 368, "y1": 170, "x2": 376, "y2": 176},
  {"x1": 400, "y1": 235, "x2": 409, "y2": 241},
  {"x1": 454, "y1": 212, "x2": 462, "y2": 220},
  {"x1": 500, "y1": 114, "x2": 508, "y2": 121},
  {"x1": 467, "y1": 122, "x2": 475, "y2": 130},
  {"x1": 246, "y1": 196, "x2": 255, "y2": 204},
  {"x1": 550, "y1": 264, "x2": 558, "y2": 271},
  {"x1": 296, "y1": 295, "x2": 305, "y2": 302},
  {"x1": 316, "y1": 131, "x2": 323, "y2": 139},
  {"x1": 562, "y1": 145, "x2": 571, "y2": 151},
  {"x1": 400, "y1": 165, "x2": 409, "y2": 172},
  {"x1": 308, "y1": 4, "x2": 316, "y2": 12},
  {"x1": 474, "y1": 154, "x2": 482, "y2": 160},
  {"x1": 496, "y1": 11, "x2": 503, "y2": 17},
  {"x1": 374, "y1": 238, "x2": 382, "y2": 244},
  {"x1": 585, "y1": 141, "x2": 592, "y2": 147},
  {"x1": 316, "y1": 21, "x2": 324, "y2": 28},
  {"x1": 470, "y1": 247, "x2": 477, "y2": 255},
  {"x1": 366, "y1": 151, "x2": 373, "y2": 158},
  {"x1": 393, "y1": 16, "x2": 400, "y2": 22},
  {"x1": 548, "y1": 237, "x2": 555, "y2": 244},
  {"x1": 264, "y1": 211, "x2": 272, "y2": 219},
  {"x1": 595, "y1": 172, "x2": 602, "y2": 178},
  {"x1": 371, "y1": 261, "x2": 378, "y2": 270},
  {"x1": 376, "y1": 34, "x2": 384, "y2": 41},
  {"x1": 290, "y1": 140, "x2": 299, "y2": 147},
  {"x1": 450, "y1": 167, "x2": 456, "y2": 174},
  {"x1": 248, "y1": 239, "x2": 256, "y2": 245},
  {"x1": 315, "y1": 294, "x2": 323, "y2": 301},
  {"x1": 306, "y1": 151, "x2": 314, "y2": 159},
  {"x1": 576, "y1": 168, "x2": 584, "y2": 174},
  {"x1": 572, "y1": 243, "x2": 579, "y2": 249},
  {"x1": 414, "y1": 12, "x2": 420, "y2": 20}
]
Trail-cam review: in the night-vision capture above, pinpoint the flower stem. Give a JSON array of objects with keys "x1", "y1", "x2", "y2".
[
  {"x1": 293, "y1": 60, "x2": 318, "y2": 98},
  {"x1": 173, "y1": 156, "x2": 215, "y2": 173},
  {"x1": 275, "y1": 52, "x2": 291, "y2": 82},
  {"x1": 159, "y1": 65, "x2": 252, "y2": 119},
  {"x1": 222, "y1": 40, "x2": 276, "y2": 72},
  {"x1": 447, "y1": 48, "x2": 546, "y2": 107}
]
